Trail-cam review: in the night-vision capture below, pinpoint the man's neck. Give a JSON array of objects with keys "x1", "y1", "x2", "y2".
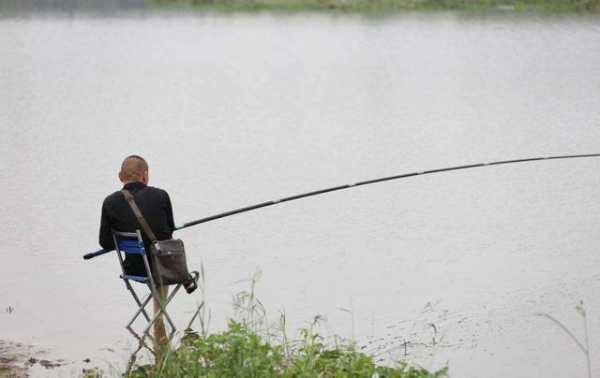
[{"x1": 123, "y1": 181, "x2": 147, "y2": 187}]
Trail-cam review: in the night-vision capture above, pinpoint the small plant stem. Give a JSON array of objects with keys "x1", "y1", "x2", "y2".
[
  {"x1": 535, "y1": 306, "x2": 593, "y2": 378},
  {"x1": 534, "y1": 313, "x2": 587, "y2": 354},
  {"x1": 583, "y1": 313, "x2": 591, "y2": 378}
]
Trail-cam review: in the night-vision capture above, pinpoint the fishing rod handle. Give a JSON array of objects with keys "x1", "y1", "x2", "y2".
[{"x1": 83, "y1": 249, "x2": 110, "y2": 260}]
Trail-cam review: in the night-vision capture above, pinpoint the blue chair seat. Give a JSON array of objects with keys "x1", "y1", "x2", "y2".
[
  {"x1": 117, "y1": 239, "x2": 146, "y2": 255},
  {"x1": 121, "y1": 274, "x2": 149, "y2": 283}
]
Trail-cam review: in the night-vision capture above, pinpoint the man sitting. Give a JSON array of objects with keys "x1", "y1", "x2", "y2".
[
  {"x1": 99, "y1": 155, "x2": 175, "y2": 276},
  {"x1": 99, "y1": 155, "x2": 194, "y2": 354}
]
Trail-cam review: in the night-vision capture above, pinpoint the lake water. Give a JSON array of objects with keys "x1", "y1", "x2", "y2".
[{"x1": 1, "y1": 3, "x2": 600, "y2": 377}]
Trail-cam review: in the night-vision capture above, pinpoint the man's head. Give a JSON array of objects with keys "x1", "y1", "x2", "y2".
[{"x1": 119, "y1": 155, "x2": 149, "y2": 184}]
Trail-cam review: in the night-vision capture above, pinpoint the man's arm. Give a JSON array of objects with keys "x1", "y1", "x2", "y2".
[{"x1": 99, "y1": 199, "x2": 115, "y2": 251}]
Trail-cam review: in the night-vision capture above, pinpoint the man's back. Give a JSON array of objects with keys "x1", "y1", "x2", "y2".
[{"x1": 99, "y1": 181, "x2": 175, "y2": 276}]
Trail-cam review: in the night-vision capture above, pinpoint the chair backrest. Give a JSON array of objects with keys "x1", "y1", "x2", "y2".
[
  {"x1": 111, "y1": 230, "x2": 154, "y2": 283},
  {"x1": 113, "y1": 230, "x2": 146, "y2": 256}
]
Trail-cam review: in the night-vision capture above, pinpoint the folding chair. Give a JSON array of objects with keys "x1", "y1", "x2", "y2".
[{"x1": 111, "y1": 229, "x2": 199, "y2": 355}]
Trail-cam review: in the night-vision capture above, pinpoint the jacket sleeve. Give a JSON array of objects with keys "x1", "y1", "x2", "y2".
[{"x1": 99, "y1": 199, "x2": 115, "y2": 251}]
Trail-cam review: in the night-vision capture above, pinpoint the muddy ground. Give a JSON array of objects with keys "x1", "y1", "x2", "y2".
[{"x1": 0, "y1": 340, "x2": 68, "y2": 378}]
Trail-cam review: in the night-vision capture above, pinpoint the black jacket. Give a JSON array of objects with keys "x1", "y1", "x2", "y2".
[{"x1": 99, "y1": 182, "x2": 175, "y2": 276}]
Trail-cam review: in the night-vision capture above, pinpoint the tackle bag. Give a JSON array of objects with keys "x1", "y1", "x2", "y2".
[{"x1": 122, "y1": 189, "x2": 192, "y2": 286}]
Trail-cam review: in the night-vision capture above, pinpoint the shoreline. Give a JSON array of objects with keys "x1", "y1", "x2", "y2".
[
  {"x1": 0, "y1": 340, "x2": 68, "y2": 378},
  {"x1": 151, "y1": 0, "x2": 600, "y2": 13},
  {"x1": 0, "y1": 341, "x2": 30, "y2": 378}
]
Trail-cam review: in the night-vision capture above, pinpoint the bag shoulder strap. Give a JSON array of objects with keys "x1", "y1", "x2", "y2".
[{"x1": 122, "y1": 189, "x2": 159, "y2": 243}]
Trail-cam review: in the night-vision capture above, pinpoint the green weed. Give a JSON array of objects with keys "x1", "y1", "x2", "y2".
[
  {"x1": 123, "y1": 268, "x2": 447, "y2": 377},
  {"x1": 126, "y1": 320, "x2": 447, "y2": 377}
]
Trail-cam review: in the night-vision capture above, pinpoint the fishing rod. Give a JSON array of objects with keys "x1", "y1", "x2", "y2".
[{"x1": 83, "y1": 153, "x2": 600, "y2": 260}]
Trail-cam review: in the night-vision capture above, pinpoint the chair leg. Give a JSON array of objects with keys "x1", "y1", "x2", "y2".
[
  {"x1": 127, "y1": 325, "x2": 155, "y2": 355},
  {"x1": 184, "y1": 272, "x2": 202, "y2": 331},
  {"x1": 125, "y1": 292, "x2": 156, "y2": 356},
  {"x1": 126, "y1": 292, "x2": 153, "y2": 329},
  {"x1": 163, "y1": 285, "x2": 182, "y2": 340},
  {"x1": 185, "y1": 302, "x2": 204, "y2": 331},
  {"x1": 142, "y1": 284, "x2": 182, "y2": 345},
  {"x1": 124, "y1": 276, "x2": 199, "y2": 359},
  {"x1": 123, "y1": 281, "x2": 157, "y2": 357}
]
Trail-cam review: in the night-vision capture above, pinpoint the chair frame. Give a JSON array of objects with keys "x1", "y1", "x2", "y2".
[{"x1": 112, "y1": 229, "x2": 185, "y2": 354}]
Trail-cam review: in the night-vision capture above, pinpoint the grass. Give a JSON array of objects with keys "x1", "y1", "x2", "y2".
[
  {"x1": 151, "y1": 0, "x2": 600, "y2": 13},
  {"x1": 108, "y1": 268, "x2": 448, "y2": 378},
  {"x1": 124, "y1": 320, "x2": 448, "y2": 377}
]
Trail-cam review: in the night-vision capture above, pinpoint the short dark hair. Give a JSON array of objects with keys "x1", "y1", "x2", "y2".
[{"x1": 120, "y1": 155, "x2": 148, "y2": 181}]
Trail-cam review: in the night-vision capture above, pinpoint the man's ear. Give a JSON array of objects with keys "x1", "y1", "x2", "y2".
[
  {"x1": 142, "y1": 171, "x2": 149, "y2": 184},
  {"x1": 118, "y1": 171, "x2": 124, "y2": 183}
]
